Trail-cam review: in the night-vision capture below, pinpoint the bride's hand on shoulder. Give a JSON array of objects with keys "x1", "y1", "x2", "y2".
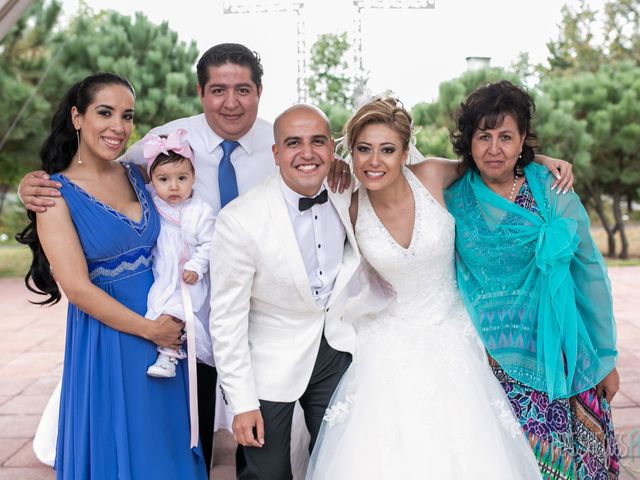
[{"x1": 535, "y1": 154, "x2": 573, "y2": 193}]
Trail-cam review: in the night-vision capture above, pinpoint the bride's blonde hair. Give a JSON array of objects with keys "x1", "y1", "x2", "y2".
[{"x1": 344, "y1": 96, "x2": 413, "y2": 152}]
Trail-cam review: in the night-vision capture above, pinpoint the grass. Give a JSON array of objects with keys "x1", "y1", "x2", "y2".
[
  {"x1": 0, "y1": 244, "x2": 31, "y2": 278},
  {"x1": 591, "y1": 223, "x2": 640, "y2": 262},
  {"x1": 605, "y1": 258, "x2": 640, "y2": 267}
]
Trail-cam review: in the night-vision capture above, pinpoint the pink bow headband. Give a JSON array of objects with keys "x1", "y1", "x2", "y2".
[{"x1": 142, "y1": 128, "x2": 194, "y2": 173}]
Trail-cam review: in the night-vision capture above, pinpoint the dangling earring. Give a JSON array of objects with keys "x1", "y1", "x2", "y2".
[
  {"x1": 516, "y1": 153, "x2": 523, "y2": 172},
  {"x1": 76, "y1": 130, "x2": 83, "y2": 164}
]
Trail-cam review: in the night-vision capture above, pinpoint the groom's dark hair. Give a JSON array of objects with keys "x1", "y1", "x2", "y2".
[{"x1": 197, "y1": 43, "x2": 264, "y2": 93}]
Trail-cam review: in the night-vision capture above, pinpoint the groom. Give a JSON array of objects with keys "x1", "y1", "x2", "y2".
[{"x1": 209, "y1": 104, "x2": 361, "y2": 479}]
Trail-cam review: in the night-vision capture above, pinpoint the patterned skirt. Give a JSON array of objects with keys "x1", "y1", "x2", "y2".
[{"x1": 491, "y1": 361, "x2": 620, "y2": 480}]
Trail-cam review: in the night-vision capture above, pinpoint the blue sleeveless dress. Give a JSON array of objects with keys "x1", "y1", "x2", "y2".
[{"x1": 51, "y1": 163, "x2": 207, "y2": 480}]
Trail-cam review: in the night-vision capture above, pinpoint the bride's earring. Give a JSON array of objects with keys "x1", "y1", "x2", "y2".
[{"x1": 76, "y1": 129, "x2": 83, "y2": 164}]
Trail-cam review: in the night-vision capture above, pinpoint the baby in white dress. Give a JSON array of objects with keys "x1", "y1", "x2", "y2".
[{"x1": 142, "y1": 128, "x2": 215, "y2": 378}]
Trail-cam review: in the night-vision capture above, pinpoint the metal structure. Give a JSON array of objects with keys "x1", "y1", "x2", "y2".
[
  {"x1": 351, "y1": 0, "x2": 435, "y2": 90},
  {"x1": 223, "y1": 1, "x2": 308, "y2": 103},
  {"x1": 465, "y1": 56, "x2": 491, "y2": 71},
  {"x1": 222, "y1": 1, "x2": 435, "y2": 105},
  {"x1": 0, "y1": 0, "x2": 34, "y2": 40}
]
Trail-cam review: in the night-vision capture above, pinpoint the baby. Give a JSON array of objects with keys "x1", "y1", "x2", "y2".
[{"x1": 142, "y1": 128, "x2": 215, "y2": 378}]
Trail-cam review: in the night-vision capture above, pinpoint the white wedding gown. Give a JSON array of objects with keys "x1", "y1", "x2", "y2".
[{"x1": 306, "y1": 169, "x2": 540, "y2": 479}]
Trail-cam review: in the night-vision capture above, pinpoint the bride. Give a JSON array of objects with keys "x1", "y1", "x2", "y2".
[{"x1": 306, "y1": 97, "x2": 542, "y2": 479}]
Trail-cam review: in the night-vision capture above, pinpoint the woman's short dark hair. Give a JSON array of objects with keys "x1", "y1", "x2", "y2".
[
  {"x1": 15, "y1": 72, "x2": 135, "y2": 305},
  {"x1": 451, "y1": 80, "x2": 538, "y2": 172},
  {"x1": 196, "y1": 43, "x2": 264, "y2": 93}
]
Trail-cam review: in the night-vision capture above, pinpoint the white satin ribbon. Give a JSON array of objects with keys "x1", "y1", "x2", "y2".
[{"x1": 179, "y1": 253, "x2": 199, "y2": 449}]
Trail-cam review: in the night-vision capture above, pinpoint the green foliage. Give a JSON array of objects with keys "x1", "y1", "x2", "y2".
[
  {"x1": 536, "y1": 61, "x2": 640, "y2": 257},
  {"x1": 0, "y1": 197, "x2": 28, "y2": 243},
  {"x1": 42, "y1": 8, "x2": 201, "y2": 136},
  {"x1": 410, "y1": 68, "x2": 522, "y2": 161},
  {"x1": 538, "y1": 63, "x2": 640, "y2": 185},
  {"x1": 412, "y1": 67, "x2": 521, "y2": 133},
  {"x1": 0, "y1": 2, "x2": 202, "y2": 213},
  {"x1": 414, "y1": 126, "x2": 454, "y2": 159},
  {"x1": 406, "y1": 0, "x2": 640, "y2": 256},
  {"x1": 603, "y1": 0, "x2": 640, "y2": 64},
  {"x1": 317, "y1": 102, "x2": 352, "y2": 138},
  {"x1": 0, "y1": 244, "x2": 32, "y2": 278},
  {"x1": 533, "y1": 92, "x2": 592, "y2": 184},
  {"x1": 545, "y1": 1, "x2": 601, "y2": 74},
  {"x1": 537, "y1": 0, "x2": 640, "y2": 258},
  {"x1": 308, "y1": 32, "x2": 357, "y2": 110},
  {"x1": 0, "y1": 1, "x2": 63, "y2": 193},
  {"x1": 544, "y1": 0, "x2": 640, "y2": 75}
]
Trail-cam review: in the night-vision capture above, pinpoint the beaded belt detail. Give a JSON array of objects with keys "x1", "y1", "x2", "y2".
[{"x1": 88, "y1": 247, "x2": 153, "y2": 284}]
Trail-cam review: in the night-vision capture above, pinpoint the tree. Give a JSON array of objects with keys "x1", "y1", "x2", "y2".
[
  {"x1": 0, "y1": 3, "x2": 202, "y2": 216},
  {"x1": 1, "y1": 2, "x2": 203, "y2": 240},
  {"x1": 411, "y1": 67, "x2": 521, "y2": 158},
  {"x1": 544, "y1": 1, "x2": 601, "y2": 74},
  {"x1": 320, "y1": 102, "x2": 352, "y2": 138},
  {"x1": 537, "y1": 62, "x2": 640, "y2": 258},
  {"x1": 414, "y1": 125, "x2": 454, "y2": 160},
  {"x1": 544, "y1": 0, "x2": 640, "y2": 75},
  {"x1": 0, "y1": 0, "x2": 63, "y2": 214},
  {"x1": 602, "y1": 0, "x2": 640, "y2": 64},
  {"x1": 539, "y1": 0, "x2": 640, "y2": 258},
  {"x1": 307, "y1": 32, "x2": 361, "y2": 136},
  {"x1": 510, "y1": 52, "x2": 538, "y2": 87},
  {"x1": 308, "y1": 32, "x2": 354, "y2": 107},
  {"x1": 41, "y1": 8, "x2": 201, "y2": 137}
]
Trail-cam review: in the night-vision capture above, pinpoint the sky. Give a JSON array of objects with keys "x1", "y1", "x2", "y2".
[{"x1": 59, "y1": 0, "x2": 606, "y2": 122}]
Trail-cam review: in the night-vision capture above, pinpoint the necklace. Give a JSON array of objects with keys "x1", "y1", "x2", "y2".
[{"x1": 508, "y1": 171, "x2": 520, "y2": 201}]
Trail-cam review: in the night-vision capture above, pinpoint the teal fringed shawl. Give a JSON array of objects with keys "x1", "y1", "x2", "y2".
[{"x1": 446, "y1": 163, "x2": 617, "y2": 400}]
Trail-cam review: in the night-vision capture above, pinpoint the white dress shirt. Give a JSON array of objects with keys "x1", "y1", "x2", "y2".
[
  {"x1": 280, "y1": 178, "x2": 346, "y2": 307},
  {"x1": 122, "y1": 113, "x2": 276, "y2": 215}
]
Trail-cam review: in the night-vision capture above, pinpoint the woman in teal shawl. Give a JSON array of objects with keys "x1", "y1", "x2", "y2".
[{"x1": 445, "y1": 81, "x2": 619, "y2": 480}]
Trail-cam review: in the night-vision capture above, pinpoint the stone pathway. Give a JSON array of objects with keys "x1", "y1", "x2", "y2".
[
  {"x1": 608, "y1": 267, "x2": 640, "y2": 479},
  {"x1": 1, "y1": 267, "x2": 639, "y2": 479}
]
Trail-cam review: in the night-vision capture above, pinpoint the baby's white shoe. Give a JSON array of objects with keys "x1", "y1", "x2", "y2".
[{"x1": 146, "y1": 353, "x2": 178, "y2": 378}]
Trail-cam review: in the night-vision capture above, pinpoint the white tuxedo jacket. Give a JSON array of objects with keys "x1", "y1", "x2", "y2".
[{"x1": 209, "y1": 174, "x2": 361, "y2": 415}]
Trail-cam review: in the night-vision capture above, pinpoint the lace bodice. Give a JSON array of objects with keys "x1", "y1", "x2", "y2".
[{"x1": 355, "y1": 168, "x2": 462, "y2": 325}]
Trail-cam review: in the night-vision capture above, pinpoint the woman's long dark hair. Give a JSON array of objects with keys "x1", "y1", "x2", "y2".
[{"x1": 15, "y1": 72, "x2": 135, "y2": 305}]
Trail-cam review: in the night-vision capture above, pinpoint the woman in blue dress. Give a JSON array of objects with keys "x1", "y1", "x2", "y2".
[{"x1": 17, "y1": 73, "x2": 208, "y2": 479}]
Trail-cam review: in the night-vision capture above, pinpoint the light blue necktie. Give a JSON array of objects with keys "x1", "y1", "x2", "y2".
[{"x1": 218, "y1": 140, "x2": 240, "y2": 208}]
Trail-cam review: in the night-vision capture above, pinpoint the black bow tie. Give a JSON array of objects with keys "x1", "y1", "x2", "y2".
[{"x1": 298, "y1": 189, "x2": 328, "y2": 211}]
